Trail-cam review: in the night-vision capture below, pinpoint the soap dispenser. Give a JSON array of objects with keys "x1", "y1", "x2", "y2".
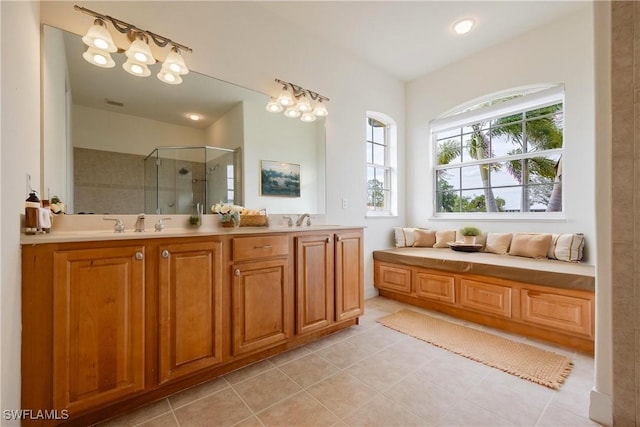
[{"x1": 24, "y1": 191, "x2": 41, "y2": 235}]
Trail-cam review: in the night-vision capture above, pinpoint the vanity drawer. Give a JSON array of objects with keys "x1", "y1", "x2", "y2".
[{"x1": 233, "y1": 235, "x2": 289, "y2": 262}]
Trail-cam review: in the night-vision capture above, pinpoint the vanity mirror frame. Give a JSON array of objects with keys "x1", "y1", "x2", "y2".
[{"x1": 41, "y1": 24, "x2": 326, "y2": 216}]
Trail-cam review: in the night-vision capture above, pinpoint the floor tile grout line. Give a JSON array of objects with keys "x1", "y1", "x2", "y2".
[
  {"x1": 129, "y1": 399, "x2": 173, "y2": 427},
  {"x1": 227, "y1": 380, "x2": 267, "y2": 426},
  {"x1": 165, "y1": 396, "x2": 182, "y2": 427},
  {"x1": 167, "y1": 381, "x2": 233, "y2": 411}
]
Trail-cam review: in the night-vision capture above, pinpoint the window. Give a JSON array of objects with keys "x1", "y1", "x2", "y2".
[
  {"x1": 226, "y1": 164, "x2": 235, "y2": 204},
  {"x1": 366, "y1": 112, "x2": 397, "y2": 216},
  {"x1": 432, "y1": 86, "x2": 564, "y2": 215}
]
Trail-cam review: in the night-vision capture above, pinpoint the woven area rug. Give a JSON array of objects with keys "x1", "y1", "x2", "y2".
[{"x1": 378, "y1": 309, "x2": 573, "y2": 390}]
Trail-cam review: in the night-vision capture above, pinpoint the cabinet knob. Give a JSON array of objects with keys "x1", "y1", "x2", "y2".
[
  {"x1": 326, "y1": 237, "x2": 330, "y2": 243},
  {"x1": 135, "y1": 251, "x2": 144, "y2": 260},
  {"x1": 337, "y1": 236, "x2": 342, "y2": 242},
  {"x1": 234, "y1": 269, "x2": 241, "y2": 276},
  {"x1": 161, "y1": 250, "x2": 170, "y2": 258}
]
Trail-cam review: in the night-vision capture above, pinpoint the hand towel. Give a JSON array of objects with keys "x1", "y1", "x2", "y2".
[{"x1": 38, "y1": 207, "x2": 52, "y2": 229}]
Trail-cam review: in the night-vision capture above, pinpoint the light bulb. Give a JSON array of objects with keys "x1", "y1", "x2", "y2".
[
  {"x1": 296, "y1": 93, "x2": 312, "y2": 112},
  {"x1": 301, "y1": 112, "x2": 317, "y2": 123},
  {"x1": 276, "y1": 87, "x2": 294, "y2": 106},
  {"x1": 312, "y1": 100, "x2": 328, "y2": 117},
  {"x1": 81, "y1": 19, "x2": 117, "y2": 52},
  {"x1": 82, "y1": 47, "x2": 115, "y2": 68},
  {"x1": 266, "y1": 98, "x2": 284, "y2": 113},
  {"x1": 123, "y1": 58, "x2": 151, "y2": 77},
  {"x1": 453, "y1": 18, "x2": 475, "y2": 35},
  {"x1": 125, "y1": 36, "x2": 156, "y2": 65},
  {"x1": 162, "y1": 47, "x2": 189, "y2": 75},
  {"x1": 284, "y1": 106, "x2": 301, "y2": 118},
  {"x1": 157, "y1": 65, "x2": 183, "y2": 84}
]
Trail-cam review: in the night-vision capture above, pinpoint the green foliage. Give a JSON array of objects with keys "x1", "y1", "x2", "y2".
[
  {"x1": 367, "y1": 179, "x2": 385, "y2": 208},
  {"x1": 460, "y1": 226, "x2": 481, "y2": 236}
]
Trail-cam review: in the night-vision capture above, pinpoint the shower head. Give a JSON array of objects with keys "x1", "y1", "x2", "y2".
[{"x1": 178, "y1": 167, "x2": 189, "y2": 175}]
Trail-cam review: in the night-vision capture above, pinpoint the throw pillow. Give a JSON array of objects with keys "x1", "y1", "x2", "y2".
[
  {"x1": 509, "y1": 233, "x2": 553, "y2": 259},
  {"x1": 433, "y1": 230, "x2": 456, "y2": 248},
  {"x1": 393, "y1": 227, "x2": 417, "y2": 247},
  {"x1": 484, "y1": 233, "x2": 512, "y2": 255},
  {"x1": 547, "y1": 233, "x2": 585, "y2": 262},
  {"x1": 413, "y1": 229, "x2": 436, "y2": 247}
]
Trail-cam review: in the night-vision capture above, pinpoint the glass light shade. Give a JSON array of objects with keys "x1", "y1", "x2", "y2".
[
  {"x1": 276, "y1": 87, "x2": 294, "y2": 106},
  {"x1": 123, "y1": 58, "x2": 151, "y2": 77},
  {"x1": 125, "y1": 37, "x2": 156, "y2": 65},
  {"x1": 283, "y1": 106, "x2": 301, "y2": 118},
  {"x1": 81, "y1": 19, "x2": 117, "y2": 52},
  {"x1": 163, "y1": 48, "x2": 189, "y2": 75},
  {"x1": 82, "y1": 47, "x2": 115, "y2": 68},
  {"x1": 157, "y1": 66, "x2": 183, "y2": 85},
  {"x1": 301, "y1": 112, "x2": 317, "y2": 123},
  {"x1": 296, "y1": 93, "x2": 312, "y2": 112},
  {"x1": 266, "y1": 98, "x2": 284, "y2": 113},
  {"x1": 313, "y1": 100, "x2": 328, "y2": 117}
]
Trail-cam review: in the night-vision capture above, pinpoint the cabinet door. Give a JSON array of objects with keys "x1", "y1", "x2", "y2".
[
  {"x1": 335, "y1": 230, "x2": 364, "y2": 321},
  {"x1": 158, "y1": 241, "x2": 223, "y2": 383},
  {"x1": 521, "y1": 289, "x2": 593, "y2": 337},
  {"x1": 414, "y1": 270, "x2": 455, "y2": 304},
  {"x1": 295, "y1": 234, "x2": 334, "y2": 334},
  {"x1": 232, "y1": 258, "x2": 291, "y2": 355},
  {"x1": 375, "y1": 262, "x2": 412, "y2": 294},
  {"x1": 460, "y1": 279, "x2": 512, "y2": 318},
  {"x1": 53, "y1": 246, "x2": 145, "y2": 413}
]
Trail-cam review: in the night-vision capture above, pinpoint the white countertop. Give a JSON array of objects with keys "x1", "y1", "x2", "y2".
[{"x1": 20, "y1": 214, "x2": 361, "y2": 244}]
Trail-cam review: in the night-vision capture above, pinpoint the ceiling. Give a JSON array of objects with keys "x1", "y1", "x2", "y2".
[
  {"x1": 60, "y1": 1, "x2": 589, "y2": 128},
  {"x1": 258, "y1": 1, "x2": 589, "y2": 82}
]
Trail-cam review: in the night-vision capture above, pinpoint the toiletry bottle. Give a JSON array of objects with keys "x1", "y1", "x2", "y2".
[{"x1": 25, "y1": 191, "x2": 41, "y2": 235}]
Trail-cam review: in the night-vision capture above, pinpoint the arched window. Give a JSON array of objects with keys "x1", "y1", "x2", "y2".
[
  {"x1": 431, "y1": 86, "x2": 564, "y2": 215},
  {"x1": 366, "y1": 111, "x2": 397, "y2": 216}
]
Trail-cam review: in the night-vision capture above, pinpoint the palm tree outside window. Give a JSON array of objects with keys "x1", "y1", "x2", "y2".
[{"x1": 432, "y1": 86, "x2": 564, "y2": 215}]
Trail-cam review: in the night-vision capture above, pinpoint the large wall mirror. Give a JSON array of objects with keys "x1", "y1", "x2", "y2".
[{"x1": 42, "y1": 25, "x2": 326, "y2": 216}]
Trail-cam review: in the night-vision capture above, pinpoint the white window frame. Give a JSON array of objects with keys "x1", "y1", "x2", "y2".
[
  {"x1": 366, "y1": 111, "x2": 397, "y2": 217},
  {"x1": 430, "y1": 85, "x2": 565, "y2": 220}
]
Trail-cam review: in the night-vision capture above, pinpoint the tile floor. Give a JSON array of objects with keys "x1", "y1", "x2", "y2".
[{"x1": 97, "y1": 296, "x2": 601, "y2": 427}]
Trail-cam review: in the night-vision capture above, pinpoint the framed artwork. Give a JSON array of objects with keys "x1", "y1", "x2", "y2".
[{"x1": 260, "y1": 160, "x2": 300, "y2": 197}]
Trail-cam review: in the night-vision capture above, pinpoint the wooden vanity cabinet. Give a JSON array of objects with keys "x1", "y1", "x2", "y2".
[
  {"x1": 158, "y1": 240, "x2": 223, "y2": 383},
  {"x1": 22, "y1": 228, "x2": 364, "y2": 426},
  {"x1": 334, "y1": 230, "x2": 364, "y2": 321},
  {"x1": 230, "y1": 235, "x2": 292, "y2": 356},
  {"x1": 294, "y1": 233, "x2": 334, "y2": 334}
]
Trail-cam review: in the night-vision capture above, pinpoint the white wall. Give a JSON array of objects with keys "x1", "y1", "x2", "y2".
[
  {"x1": 406, "y1": 5, "x2": 596, "y2": 259},
  {"x1": 243, "y1": 99, "x2": 322, "y2": 215},
  {"x1": 1, "y1": 1, "x2": 41, "y2": 422},
  {"x1": 40, "y1": 1, "x2": 407, "y2": 298},
  {"x1": 72, "y1": 104, "x2": 206, "y2": 159},
  {"x1": 205, "y1": 102, "x2": 244, "y2": 151}
]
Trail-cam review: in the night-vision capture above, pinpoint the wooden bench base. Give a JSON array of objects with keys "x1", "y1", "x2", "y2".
[{"x1": 375, "y1": 261, "x2": 594, "y2": 354}]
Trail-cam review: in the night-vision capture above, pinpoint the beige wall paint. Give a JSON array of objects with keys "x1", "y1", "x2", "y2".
[{"x1": 611, "y1": 2, "x2": 640, "y2": 425}]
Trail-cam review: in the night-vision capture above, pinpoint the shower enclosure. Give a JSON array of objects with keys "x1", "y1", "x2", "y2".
[{"x1": 144, "y1": 146, "x2": 242, "y2": 215}]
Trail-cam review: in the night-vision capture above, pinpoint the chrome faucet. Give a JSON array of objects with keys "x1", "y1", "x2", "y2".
[
  {"x1": 134, "y1": 214, "x2": 146, "y2": 232},
  {"x1": 282, "y1": 216, "x2": 294, "y2": 227},
  {"x1": 103, "y1": 217, "x2": 125, "y2": 233},
  {"x1": 296, "y1": 213, "x2": 311, "y2": 227}
]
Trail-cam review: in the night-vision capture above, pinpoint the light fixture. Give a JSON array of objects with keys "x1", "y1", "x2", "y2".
[
  {"x1": 75, "y1": 5, "x2": 193, "y2": 84},
  {"x1": 265, "y1": 98, "x2": 284, "y2": 113},
  {"x1": 81, "y1": 19, "x2": 117, "y2": 52},
  {"x1": 453, "y1": 18, "x2": 475, "y2": 35},
  {"x1": 188, "y1": 113, "x2": 201, "y2": 121},
  {"x1": 284, "y1": 106, "x2": 302, "y2": 119},
  {"x1": 267, "y1": 79, "x2": 330, "y2": 122},
  {"x1": 301, "y1": 112, "x2": 317, "y2": 123},
  {"x1": 82, "y1": 46, "x2": 115, "y2": 68}
]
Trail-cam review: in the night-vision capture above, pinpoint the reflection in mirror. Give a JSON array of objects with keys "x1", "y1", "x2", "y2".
[{"x1": 42, "y1": 25, "x2": 326, "y2": 215}]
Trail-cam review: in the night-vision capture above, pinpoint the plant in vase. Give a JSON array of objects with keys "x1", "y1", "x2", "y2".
[
  {"x1": 211, "y1": 203, "x2": 243, "y2": 227},
  {"x1": 460, "y1": 226, "x2": 481, "y2": 244}
]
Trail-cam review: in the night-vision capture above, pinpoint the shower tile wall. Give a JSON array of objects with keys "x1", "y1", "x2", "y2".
[
  {"x1": 74, "y1": 148, "x2": 145, "y2": 214},
  {"x1": 611, "y1": 1, "x2": 640, "y2": 425}
]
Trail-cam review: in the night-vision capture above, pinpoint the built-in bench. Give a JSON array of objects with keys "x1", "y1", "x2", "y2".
[{"x1": 373, "y1": 247, "x2": 595, "y2": 354}]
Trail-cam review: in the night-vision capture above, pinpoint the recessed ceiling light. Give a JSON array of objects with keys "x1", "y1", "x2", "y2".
[
  {"x1": 453, "y1": 18, "x2": 475, "y2": 35},
  {"x1": 188, "y1": 113, "x2": 201, "y2": 121}
]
